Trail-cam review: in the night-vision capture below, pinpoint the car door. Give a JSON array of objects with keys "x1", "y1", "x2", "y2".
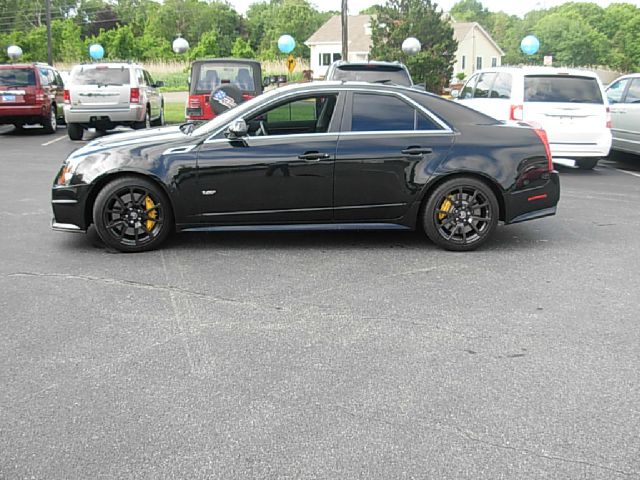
[
  {"x1": 334, "y1": 91, "x2": 454, "y2": 222},
  {"x1": 195, "y1": 91, "x2": 344, "y2": 225},
  {"x1": 609, "y1": 78, "x2": 640, "y2": 154},
  {"x1": 144, "y1": 70, "x2": 161, "y2": 119}
]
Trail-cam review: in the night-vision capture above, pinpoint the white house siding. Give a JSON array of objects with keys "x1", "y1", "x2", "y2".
[{"x1": 453, "y1": 25, "x2": 503, "y2": 79}]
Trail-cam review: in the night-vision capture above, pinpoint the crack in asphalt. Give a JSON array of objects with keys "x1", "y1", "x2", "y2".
[{"x1": 6, "y1": 271, "x2": 290, "y2": 313}]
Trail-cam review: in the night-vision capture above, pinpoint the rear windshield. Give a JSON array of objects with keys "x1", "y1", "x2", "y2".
[
  {"x1": 192, "y1": 63, "x2": 256, "y2": 93},
  {"x1": 524, "y1": 75, "x2": 603, "y2": 104},
  {"x1": 332, "y1": 65, "x2": 412, "y2": 86},
  {"x1": 0, "y1": 68, "x2": 36, "y2": 86},
  {"x1": 71, "y1": 67, "x2": 131, "y2": 86}
]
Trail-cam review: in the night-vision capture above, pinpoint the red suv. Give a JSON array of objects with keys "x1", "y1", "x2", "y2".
[{"x1": 0, "y1": 63, "x2": 65, "y2": 133}]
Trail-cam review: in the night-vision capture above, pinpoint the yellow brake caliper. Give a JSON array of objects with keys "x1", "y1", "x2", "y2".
[
  {"x1": 144, "y1": 195, "x2": 157, "y2": 231},
  {"x1": 438, "y1": 196, "x2": 454, "y2": 221}
]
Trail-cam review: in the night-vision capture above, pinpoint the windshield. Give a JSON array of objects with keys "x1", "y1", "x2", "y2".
[
  {"x1": 191, "y1": 87, "x2": 284, "y2": 137},
  {"x1": 331, "y1": 65, "x2": 412, "y2": 86},
  {"x1": 71, "y1": 67, "x2": 131, "y2": 86},
  {"x1": 192, "y1": 63, "x2": 256, "y2": 93},
  {"x1": 524, "y1": 75, "x2": 603, "y2": 104},
  {"x1": 0, "y1": 68, "x2": 36, "y2": 86}
]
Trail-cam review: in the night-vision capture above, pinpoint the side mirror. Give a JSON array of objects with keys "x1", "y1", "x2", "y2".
[
  {"x1": 225, "y1": 119, "x2": 248, "y2": 139},
  {"x1": 451, "y1": 89, "x2": 460, "y2": 98},
  {"x1": 154, "y1": 81, "x2": 165, "y2": 88}
]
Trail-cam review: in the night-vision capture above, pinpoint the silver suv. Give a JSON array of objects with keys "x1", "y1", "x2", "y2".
[
  {"x1": 63, "y1": 63, "x2": 164, "y2": 140},
  {"x1": 325, "y1": 60, "x2": 413, "y2": 86}
]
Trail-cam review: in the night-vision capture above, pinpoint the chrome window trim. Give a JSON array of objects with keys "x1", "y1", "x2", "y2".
[{"x1": 202, "y1": 86, "x2": 453, "y2": 144}]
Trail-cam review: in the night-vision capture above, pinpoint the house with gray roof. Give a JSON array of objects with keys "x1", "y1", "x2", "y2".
[{"x1": 305, "y1": 15, "x2": 504, "y2": 81}]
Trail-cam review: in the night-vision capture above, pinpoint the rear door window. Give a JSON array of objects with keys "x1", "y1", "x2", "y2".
[
  {"x1": 624, "y1": 79, "x2": 640, "y2": 103},
  {"x1": 489, "y1": 73, "x2": 512, "y2": 99},
  {"x1": 524, "y1": 75, "x2": 603, "y2": 104},
  {"x1": 0, "y1": 68, "x2": 36, "y2": 86},
  {"x1": 351, "y1": 93, "x2": 441, "y2": 131},
  {"x1": 72, "y1": 67, "x2": 131, "y2": 86},
  {"x1": 473, "y1": 73, "x2": 497, "y2": 98}
]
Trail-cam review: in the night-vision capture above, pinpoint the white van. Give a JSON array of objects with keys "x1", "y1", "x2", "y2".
[{"x1": 455, "y1": 67, "x2": 612, "y2": 169}]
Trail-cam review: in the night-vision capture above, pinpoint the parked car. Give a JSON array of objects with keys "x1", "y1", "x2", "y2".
[
  {"x1": 605, "y1": 73, "x2": 640, "y2": 156},
  {"x1": 63, "y1": 62, "x2": 164, "y2": 140},
  {"x1": 186, "y1": 59, "x2": 263, "y2": 121},
  {"x1": 455, "y1": 66, "x2": 612, "y2": 169},
  {"x1": 52, "y1": 82, "x2": 559, "y2": 253},
  {"x1": 325, "y1": 60, "x2": 413, "y2": 86},
  {"x1": 0, "y1": 62, "x2": 64, "y2": 133}
]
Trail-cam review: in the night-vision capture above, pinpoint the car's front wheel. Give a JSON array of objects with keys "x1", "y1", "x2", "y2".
[
  {"x1": 422, "y1": 177, "x2": 499, "y2": 251},
  {"x1": 93, "y1": 176, "x2": 173, "y2": 253}
]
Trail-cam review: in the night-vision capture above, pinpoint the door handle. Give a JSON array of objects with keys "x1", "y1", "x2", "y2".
[
  {"x1": 401, "y1": 147, "x2": 433, "y2": 156},
  {"x1": 298, "y1": 152, "x2": 330, "y2": 161}
]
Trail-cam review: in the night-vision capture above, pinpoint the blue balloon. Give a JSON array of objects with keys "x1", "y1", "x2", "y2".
[
  {"x1": 520, "y1": 35, "x2": 540, "y2": 55},
  {"x1": 277, "y1": 35, "x2": 296, "y2": 54},
  {"x1": 89, "y1": 44, "x2": 104, "y2": 60}
]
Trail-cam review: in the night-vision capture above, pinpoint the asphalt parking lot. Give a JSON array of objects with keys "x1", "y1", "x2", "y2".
[{"x1": 1, "y1": 125, "x2": 639, "y2": 479}]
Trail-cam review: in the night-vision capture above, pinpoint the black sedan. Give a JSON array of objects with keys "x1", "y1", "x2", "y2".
[{"x1": 52, "y1": 82, "x2": 560, "y2": 252}]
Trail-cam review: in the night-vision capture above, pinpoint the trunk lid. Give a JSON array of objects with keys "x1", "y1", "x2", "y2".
[{"x1": 68, "y1": 66, "x2": 131, "y2": 110}]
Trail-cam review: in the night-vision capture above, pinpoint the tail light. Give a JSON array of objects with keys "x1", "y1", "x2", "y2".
[
  {"x1": 63, "y1": 89, "x2": 70, "y2": 104},
  {"x1": 130, "y1": 87, "x2": 140, "y2": 104},
  {"x1": 35, "y1": 89, "x2": 46, "y2": 103},
  {"x1": 188, "y1": 96, "x2": 201, "y2": 107},
  {"x1": 526, "y1": 121, "x2": 553, "y2": 172},
  {"x1": 606, "y1": 106, "x2": 612, "y2": 129},
  {"x1": 509, "y1": 104, "x2": 523, "y2": 121}
]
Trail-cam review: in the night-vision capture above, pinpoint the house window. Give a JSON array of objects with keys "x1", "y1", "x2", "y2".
[
  {"x1": 491, "y1": 57, "x2": 498, "y2": 67},
  {"x1": 461, "y1": 55, "x2": 466, "y2": 70},
  {"x1": 333, "y1": 53, "x2": 342, "y2": 62},
  {"x1": 319, "y1": 53, "x2": 332, "y2": 66},
  {"x1": 476, "y1": 56, "x2": 482, "y2": 70}
]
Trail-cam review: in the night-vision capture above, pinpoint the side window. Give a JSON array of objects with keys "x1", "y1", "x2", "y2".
[
  {"x1": 490, "y1": 73, "x2": 512, "y2": 99},
  {"x1": 474, "y1": 72, "x2": 496, "y2": 99},
  {"x1": 606, "y1": 79, "x2": 629, "y2": 104},
  {"x1": 459, "y1": 74, "x2": 479, "y2": 99},
  {"x1": 416, "y1": 111, "x2": 441, "y2": 131},
  {"x1": 144, "y1": 71, "x2": 154, "y2": 86},
  {"x1": 625, "y1": 79, "x2": 640, "y2": 104},
  {"x1": 351, "y1": 93, "x2": 441, "y2": 132},
  {"x1": 246, "y1": 94, "x2": 337, "y2": 136},
  {"x1": 39, "y1": 68, "x2": 50, "y2": 86},
  {"x1": 136, "y1": 69, "x2": 145, "y2": 86}
]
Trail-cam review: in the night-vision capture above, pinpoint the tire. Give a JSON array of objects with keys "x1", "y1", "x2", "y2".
[
  {"x1": 151, "y1": 104, "x2": 165, "y2": 127},
  {"x1": 133, "y1": 108, "x2": 151, "y2": 130},
  {"x1": 93, "y1": 176, "x2": 173, "y2": 253},
  {"x1": 576, "y1": 158, "x2": 599, "y2": 170},
  {"x1": 67, "y1": 123, "x2": 83, "y2": 140},
  {"x1": 422, "y1": 177, "x2": 499, "y2": 251},
  {"x1": 42, "y1": 106, "x2": 57, "y2": 134}
]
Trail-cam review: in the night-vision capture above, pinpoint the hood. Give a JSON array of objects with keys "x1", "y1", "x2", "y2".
[{"x1": 69, "y1": 125, "x2": 187, "y2": 160}]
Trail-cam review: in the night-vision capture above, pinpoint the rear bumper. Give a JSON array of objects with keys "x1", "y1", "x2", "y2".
[
  {"x1": 504, "y1": 171, "x2": 560, "y2": 224},
  {"x1": 549, "y1": 132, "x2": 612, "y2": 159},
  {"x1": 64, "y1": 104, "x2": 144, "y2": 125},
  {"x1": 0, "y1": 104, "x2": 47, "y2": 123}
]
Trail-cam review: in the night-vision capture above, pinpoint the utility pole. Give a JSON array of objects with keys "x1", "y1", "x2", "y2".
[
  {"x1": 46, "y1": 0, "x2": 53, "y2": 65},
  {"x1": 341, "y1": 0, "x2": 348, "y2": 61}
]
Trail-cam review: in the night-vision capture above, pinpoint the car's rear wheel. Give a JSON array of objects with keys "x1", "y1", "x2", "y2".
[
  {"x1": 576, "y1": 158, "x2": 599, "y2": 170},
  {"x1": 133, "y1": 108, "x2": 151, "y2": 130},
  {"x1": 422, "y1": 177, "x2": 499, "y2": 251},
  {"x1": 42, "y1": 106, "x2": 57, "y2": 134},
  {"x1": 67, "y1": 123, "x2": 83, "y2": 140},
  {"x1": 93, "y1": 176, "x2": 173, "y2": 253}
]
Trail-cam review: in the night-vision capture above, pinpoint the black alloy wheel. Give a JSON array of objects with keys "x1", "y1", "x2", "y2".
[
  {"x1": 93, "y1": 176, "x2": 173, "y2": 252},
  {"x1": 423, "y1": 177, "x2": 499, "y2": 251}
]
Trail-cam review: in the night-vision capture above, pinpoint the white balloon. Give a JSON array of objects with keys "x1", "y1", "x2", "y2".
[
  {"x1": 172, "y1": 37, "x2": 189, "y2": 54},
  {"x1": 7, "y1": 45, "x2": 23, "y2": 60},
  {"x1": 402, "y1": 37, "x2": 421, "y2": 56}
]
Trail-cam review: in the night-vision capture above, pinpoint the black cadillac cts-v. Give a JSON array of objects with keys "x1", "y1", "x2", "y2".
[{"x1": 52, "y1": 82, "x2": 560, "y2": 252}]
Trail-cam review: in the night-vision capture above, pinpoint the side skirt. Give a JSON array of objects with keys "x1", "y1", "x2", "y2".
[{"x1": 179, "y1": 223, "x2": 413, "y2": 233}]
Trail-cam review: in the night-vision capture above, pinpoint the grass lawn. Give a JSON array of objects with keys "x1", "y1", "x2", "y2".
[{"x1": 164, "y1": 102, "x2": 185, "y2": 124}]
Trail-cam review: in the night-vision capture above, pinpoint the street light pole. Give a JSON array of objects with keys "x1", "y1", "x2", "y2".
[
  {"x1": 341, "y1": 0, "x2": 348, "y2": 61},
  {"x1": 46, "y1": 0, "x2": 53, "y2": 65}
]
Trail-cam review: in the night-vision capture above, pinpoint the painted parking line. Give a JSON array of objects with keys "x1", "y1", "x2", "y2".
[
  {"x1": 41, "y1": 135, "x2": 66, "y2": 146},
  {"x1": 616, "y1": 168, "x2": 640, "y2": 179}
]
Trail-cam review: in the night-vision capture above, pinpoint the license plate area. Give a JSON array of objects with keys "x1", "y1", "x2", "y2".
[{"x1": 1, "y1": 94, "x2": 17, "y2": 102}]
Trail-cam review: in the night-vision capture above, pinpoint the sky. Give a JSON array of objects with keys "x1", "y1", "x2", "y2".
[{"x1": 232, "y1": 0, "x2": 640, "y2": 16}]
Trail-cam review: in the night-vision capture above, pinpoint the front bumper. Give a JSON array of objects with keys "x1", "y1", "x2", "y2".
[
  {"x1": 51, "y1": 184, "x2": 91, "y2": 233},
  {"x1": 63, "y1": 104, "x2": 144, "y2": 125}
]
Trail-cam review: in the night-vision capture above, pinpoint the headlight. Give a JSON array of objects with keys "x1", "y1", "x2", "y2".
[{"x1": 55, "y1": 163, "x2": 75, "y2": 186}]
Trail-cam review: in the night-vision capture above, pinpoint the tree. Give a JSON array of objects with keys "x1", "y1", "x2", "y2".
[
  {"x1": 450, "y1": 0, "x2": 490, "y2": 27},
  {"x1": 370, "y1": 0, "x2": 457, "y2": 93},
  {"x1": 187, "y1": 30, "x2": 221, "y2": 60},
  {"x1": 231, "y1": 38, "x2": 256, "y2": 59}
]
